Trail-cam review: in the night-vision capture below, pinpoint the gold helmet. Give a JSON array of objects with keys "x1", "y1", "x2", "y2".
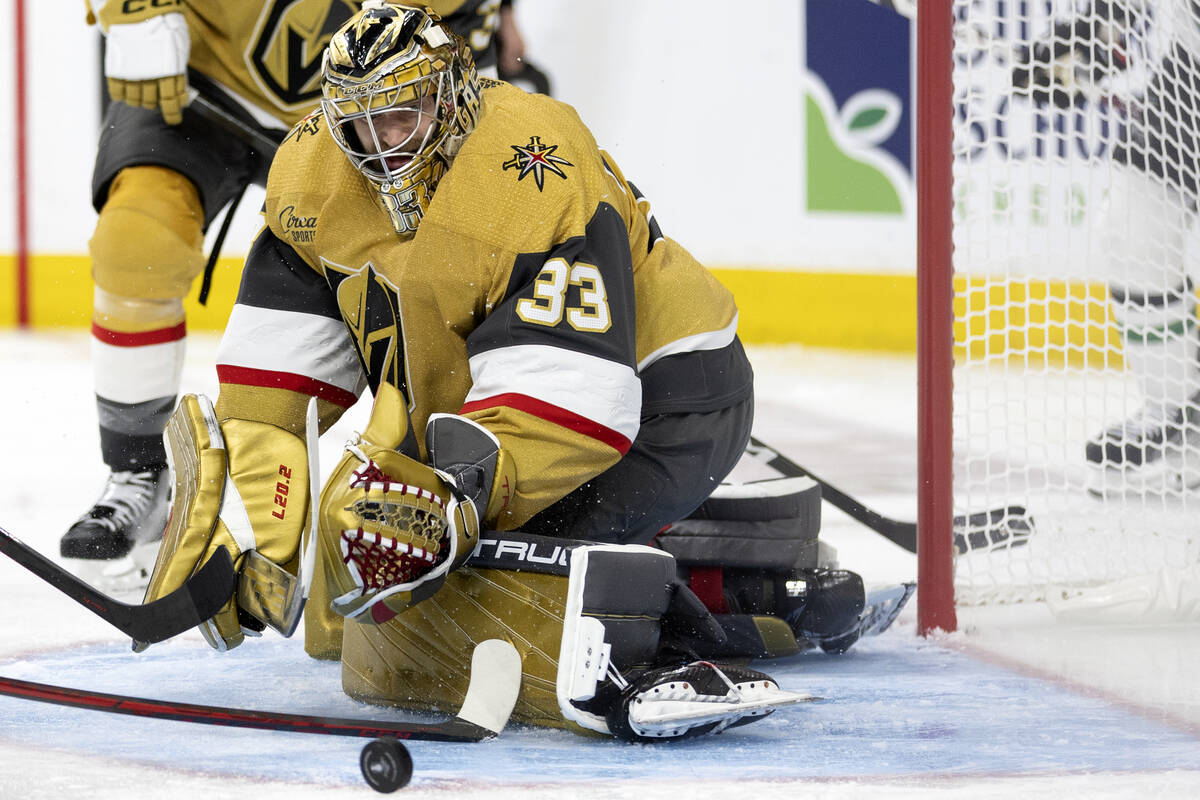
[{"x1": 321, "y1": 1, "x2": 481, "y2": 236}]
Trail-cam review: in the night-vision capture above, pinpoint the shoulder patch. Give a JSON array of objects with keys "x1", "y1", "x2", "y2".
[
  {"x1": 276, "y1": 203, "x2": 320, "y2": 245},
  {"x1": 286, "y1": 111, "x2": 325, "y2": 144},
  {"x1": 502, "y1": 136, "x2": 574, "y2": 191}
]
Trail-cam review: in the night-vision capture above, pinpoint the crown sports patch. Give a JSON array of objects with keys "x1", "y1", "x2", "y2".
[{"x1": 503, "y1": 136, "x2": 573, "y2": 190}]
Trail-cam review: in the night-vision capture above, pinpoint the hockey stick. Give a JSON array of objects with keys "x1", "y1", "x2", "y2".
[
  {"x1": 187, "y1": 91, "x2": 285, "y2": 158},
  {"x1": 0, "y1": 525, "x2": 236, "y2": 644},
  {"x1": 0, "y1": 639, "x2": 522, "y2": 742},
  {"x1": 744, "y1": 437, "x2": 1033, "y2": 555}
]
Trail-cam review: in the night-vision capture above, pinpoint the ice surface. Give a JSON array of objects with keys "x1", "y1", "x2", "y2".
[{"x1": 1, "y1": 332, "x2": 1196, "y2": 798}]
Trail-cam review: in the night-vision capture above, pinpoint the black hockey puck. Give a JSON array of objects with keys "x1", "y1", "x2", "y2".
[{"x1": 360, "y1": 737, "x2": 413, "y2": 793}]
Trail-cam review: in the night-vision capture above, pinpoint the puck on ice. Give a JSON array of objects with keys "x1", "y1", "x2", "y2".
[{"x1": 360, "y1": 737, "x2": 413, "y2": 793}]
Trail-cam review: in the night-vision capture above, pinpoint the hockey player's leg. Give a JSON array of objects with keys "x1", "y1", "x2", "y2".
[
  {"x1": 339, "y1": 536, "x2": 807, "y2": 739},
  {"x1": 62, "y1": 166, "x2": 206, "y2": 588},
  {"x1": 657, "y1": 477, "x2": 908, "y2": 655},
  {"x1": 1090, "y1": 164, "x2": 1200, "y2": 492},
  {"x1": 520, "y1": 396, "x2": 754, "y2": 545},
  {"x1": 557, "y1": 544, "x2": 812, "y2": 740}
]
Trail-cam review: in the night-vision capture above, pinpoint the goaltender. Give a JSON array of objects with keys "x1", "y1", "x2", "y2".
[
  {"x1": 67, "y1": 0, "x2": 503, "y2": 587},
  {"x1": 142, "y1": 1, "x2": 868, "y2": 739}
]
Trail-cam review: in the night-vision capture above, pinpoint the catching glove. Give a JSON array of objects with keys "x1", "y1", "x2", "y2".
[
  {"x1": 99, "y1": 4, "x2": 190, "y2": 125},
  {"x1": 320, "y1": 383, "x2": 489, "y2": 621}
]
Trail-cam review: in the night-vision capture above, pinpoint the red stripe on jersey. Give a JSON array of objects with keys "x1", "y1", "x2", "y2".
[
  {"x1": 217, "y1": 364, "x2": 359, "y2": 409},
  {"x1": 459, "y1": 392, "x2": 633, "y2": 454},
  {"x1": 92, "y1": 321, "x2": 187, "y2": 347}
]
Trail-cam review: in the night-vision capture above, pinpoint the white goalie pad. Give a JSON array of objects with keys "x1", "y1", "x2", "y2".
[
  {"x1": 556, "y1": 543, "x2": 671, "y2": 735},
  {"x1": 556, "y1": 544, "x2": 815, "y2": 740}
]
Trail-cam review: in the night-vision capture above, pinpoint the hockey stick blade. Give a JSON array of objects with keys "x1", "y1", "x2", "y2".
[
  {"x1": 745, "y1": 437, "x2": 1034, "y2": 555},
  {"x1": 0, "y1": 639, "x2": 521, "y2": 742},
  {"x1": 0, "y1": 525, "x2": 236, "y2": 644}
]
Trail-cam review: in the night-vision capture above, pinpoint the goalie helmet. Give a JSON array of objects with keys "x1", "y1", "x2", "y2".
[{"x1": 321, "y1": 1, "x2": 481, "y2": 237}]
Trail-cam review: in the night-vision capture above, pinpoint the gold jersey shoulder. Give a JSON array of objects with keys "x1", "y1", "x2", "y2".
[
  {"x1": 263, "y1": 110, "x2": 384, "y2": 264},
  {"x1": 424, "y1": 81, "x2": 637, "y2": 255},
  {"x1": 265, "y1": 80, "x2": 640, "y2": 267},
  {"x1": 176, "y1": 1, "x2": 495, "y2": 127},
  {"x1": 177, "y1": 1, "x2": 359, "y2": 126},
  {"x1": 264, "y1": 81, "x2": 737, "y2": 364}
]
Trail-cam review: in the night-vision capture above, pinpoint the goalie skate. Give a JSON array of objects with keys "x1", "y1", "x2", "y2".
[
  {"x1": 606, "y1": 661, "x2": 817, "y2": 742},
  {"x1": 1085, "y1": 396, "x2": 1200, "y2": 495},
  {"x1": 818, "y1": 582, "x2": 917, "y2": 654},
  {"x1": 59, "y1": 468, "x2": 170, "y2": 593}
]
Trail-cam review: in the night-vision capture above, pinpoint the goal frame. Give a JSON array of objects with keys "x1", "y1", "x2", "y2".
[{"x1": 916, "y1": 0, "x2": 957, "y2": 635}]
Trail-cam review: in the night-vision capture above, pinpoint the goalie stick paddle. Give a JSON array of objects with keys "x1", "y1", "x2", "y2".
[
  {"x1": 745, "y1": 437, "x2": 1033, "y2": 555},
  {"x1": 0, "y1": 639, "x2": 522, "y2": 743},
  {"x1": 0, "y1": 525, "x2": 236, "y2": 644}
]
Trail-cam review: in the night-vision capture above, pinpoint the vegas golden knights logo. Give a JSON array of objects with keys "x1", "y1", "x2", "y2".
[
  {"x1": 249, "y1": 0, "x2": 359, "y2": 109},
  {"x1": 322, "y1": 258, "x2": 413, "y2": 404}
]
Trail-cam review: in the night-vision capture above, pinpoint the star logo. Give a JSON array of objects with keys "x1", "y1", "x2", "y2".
[{"x1": 503, "y1": 136, "x2": 573, "y2": 190}]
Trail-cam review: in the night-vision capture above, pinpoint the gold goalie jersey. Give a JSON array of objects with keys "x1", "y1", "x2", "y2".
[
  {"x1": 92, "y1": 0, "x2": 500, "y2": 127},
  {"x1": 216, "y1": 80, "x2": 752, "y2": 529}
]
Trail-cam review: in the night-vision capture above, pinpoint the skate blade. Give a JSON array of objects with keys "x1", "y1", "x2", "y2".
[
  {"x1": 1087, "y1": 459, "x2": 1190, "y2": 498},
  {"x1": 62, "y1": 540, "x2": 161, "y2": 596},
  {"x1": 1088, "y1": 427, "x2": 1200, "y2": 497},
  {"x1": 628, "y1": 684, "x2": 819, "y2": 737},
  {"x1": 1094, "y1": 424, "x2": 1200, "y2": 494}
]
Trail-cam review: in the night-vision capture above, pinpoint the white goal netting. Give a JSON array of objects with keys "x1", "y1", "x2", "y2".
[{"x1": 949, "y1": 0, "x2": 1200, "y2": 614}]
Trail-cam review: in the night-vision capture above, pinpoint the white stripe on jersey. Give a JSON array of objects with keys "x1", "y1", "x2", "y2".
[
  {"x1": 217, "y1": 304, "x2": 367, "y2": 396},
  {"x1": 93, "y1": 338, "x2": 185, "y2": 404},
  {"x1": 465, "y1": 344, "x2": 641, "y2": 443},
  {"x1": 636, "y1": 313, "x2": 739, "y2": 373}
]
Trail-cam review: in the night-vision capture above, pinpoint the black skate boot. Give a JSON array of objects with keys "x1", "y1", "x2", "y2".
[
  {"x1": 776, "y1": 568, "x2": 866, "y2": 654},
  {"x1": 716, "y1": 567, "x2": 867, "y2": 654},
  {"x1": 1086, "y1": 395, "x2": 1200, "y2": 493},
  {"x1": 60, "y1": 468, "x2": 170, "y2": 590}
]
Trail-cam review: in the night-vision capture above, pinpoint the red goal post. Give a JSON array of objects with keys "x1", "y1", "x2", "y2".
[{"x1": 916, "y1": 0, "x2": 957, "y2": 635}]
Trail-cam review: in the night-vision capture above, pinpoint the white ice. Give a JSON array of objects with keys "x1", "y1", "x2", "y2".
[{"x1": 1, "y1": 331, "x2": 1197, "y2": 799}]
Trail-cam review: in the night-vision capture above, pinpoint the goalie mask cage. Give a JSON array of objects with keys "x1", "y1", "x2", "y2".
[{"x1": 917, "y1": 0, "x2": 1200, "y2": 634}]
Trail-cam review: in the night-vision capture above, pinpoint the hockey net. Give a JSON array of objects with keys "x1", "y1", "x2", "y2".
[{"x1": 919, "y1": 0, "x2": 1200, "y2": 623}]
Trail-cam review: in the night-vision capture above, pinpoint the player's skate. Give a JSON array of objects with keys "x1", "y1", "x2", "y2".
[
  {"x1": 1086, "y1": 395, "x2": 1200, "y2": 495},
  {"x1": 604, "y1": 660, "x2": 816, "y2": 741},
  {"x1": 60, "y1": 468, "x2": 170, "y2": 592}
]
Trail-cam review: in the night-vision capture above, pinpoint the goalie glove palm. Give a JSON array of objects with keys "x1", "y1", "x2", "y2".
[{"x1": 321, "y1": 384, "x2": 481, "y2": 621}]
